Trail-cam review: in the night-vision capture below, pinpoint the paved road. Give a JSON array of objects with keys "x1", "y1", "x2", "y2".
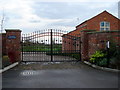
[{"x1": 2, "y1": 62, "x2": 118, "y2": 88}]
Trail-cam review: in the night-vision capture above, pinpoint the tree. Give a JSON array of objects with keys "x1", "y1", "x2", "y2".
[{"x1": 0, "y1": 9, "x2": 5, "y2": 33}]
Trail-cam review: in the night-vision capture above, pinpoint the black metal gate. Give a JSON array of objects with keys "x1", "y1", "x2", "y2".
[{"x1": 21, "y1": 29, "x2": 81, "y2": 62}]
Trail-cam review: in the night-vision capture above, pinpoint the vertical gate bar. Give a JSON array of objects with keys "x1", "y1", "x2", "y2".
[
  {"x1": 39, "y1": 30, "x2": 41, "y2": 61},
  {"x1": 32, "y1": 32, "x2": 34, "y2": 61},
  {"x1": 51, "y1": 29, "x2": 53, "y2": 62},
  {"x1": 22, "y1": 34, "x2": 23, "y2": 61},
  {"x1": 28, "y1": 33, "x2": 30, "y2": 61},
  {"x1": 48, "y1": 29, "x2": 50, "y2": 61},
  {"x1": 58, "y1": 29, "x2": 60, "y2": 61},
  {"x1": 36, "y1": 31, "x2": 39, "y2": 60},
  {"x1": 34, "y1": 32, "x2": 35, "y2": 60},
  {"x1": 33, "y1": 32, "x2": 35, "y2": 61},
  {"x1": 44, "y1": 29, "x2": 45, "y2": 62},
  {"x1": 56, "y1": 29, "x2": 58, "y2": 61},
  {"x1": 31, "y1": 32, "x2": 32, "y2": 61},
  {"x1": 24, "y1": 34, "x2": 25, "y2": 61},
  {"x1": 27, "y1": 33, "x2": 28, "y2": 61},
  {"x1": 25, "y1": 33, "x2": 27, "y2": 61},
  {"x1": 33, "y1": 32, "x2": 34, "y2": 60},
  {"x1": 43, "y1": 29, "x2": 45, "y2": 61},
  {"x1": 36, "y1": 31, "x2": 37, "y2": 61},
  {"x1": 34, "y1": 31, "x2": 35, "y2": 59},
  {"x1": 23, "y1": 34, "x2": 24, "y2": 61},
  {"x1": 25, "y1": 33, "x2": 26, "y2": 61},
  {"x1": 43, "y1": 29, "x2": 44, "y2": 62}
]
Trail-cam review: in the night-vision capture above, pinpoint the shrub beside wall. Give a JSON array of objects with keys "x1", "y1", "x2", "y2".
[{"x1": 2, "y1": 55, "x2": 11, "y2": 68}]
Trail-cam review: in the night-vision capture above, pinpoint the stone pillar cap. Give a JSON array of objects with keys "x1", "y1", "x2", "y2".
[{"x1": 5, "y1": 29, "x2": 22, "y2": 32}]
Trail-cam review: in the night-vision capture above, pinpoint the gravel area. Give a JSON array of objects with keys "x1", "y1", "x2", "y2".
[
  {"x1": 12, "y1": 61, "x2": 88, "y2": 70},
  {"x1": 22, "y1": 52, "x2": 77, "y2": 62}
]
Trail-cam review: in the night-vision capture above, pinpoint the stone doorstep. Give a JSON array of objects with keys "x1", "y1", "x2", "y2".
[
  {"x1": 84, "y1": 61, "x2": 120, "y2": 72},
  {"x1": 0, "y1": 62, "x2": 19, "y2": 73}
]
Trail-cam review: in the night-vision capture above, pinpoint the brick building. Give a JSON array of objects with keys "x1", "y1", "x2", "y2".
[{"x1": 62, "y1": 10, "x2": 120, "y2": 60}]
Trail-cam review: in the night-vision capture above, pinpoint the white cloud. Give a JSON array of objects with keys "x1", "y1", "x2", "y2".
[
  {"x1": 0, "y1": 0, "x2": 119, "y2": 33},
  {"x1": 24, "y1": 0, "x2": 119, "y2": 2}
]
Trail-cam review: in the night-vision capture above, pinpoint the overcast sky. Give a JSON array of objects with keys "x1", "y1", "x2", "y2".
[{"x1": 0, "y1": 0, "x2": 119, "y2": 33}]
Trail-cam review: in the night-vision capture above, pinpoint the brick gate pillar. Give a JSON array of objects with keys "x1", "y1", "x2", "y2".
[
  {"x1": 80, "y1": 30, "x2": 95, "y2": 61},
  {"x1": 5, "y1": 29, "x2": 21, "y2": 63}
]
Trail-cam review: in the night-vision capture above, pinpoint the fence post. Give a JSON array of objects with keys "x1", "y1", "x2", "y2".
[{"x1": 106, "y1": 41, "x2": 110, "y2": 67}]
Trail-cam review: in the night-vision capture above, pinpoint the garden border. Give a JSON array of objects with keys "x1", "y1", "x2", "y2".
[
  {"x1": 0, "y1": 62, "x2": 19, "y2": 73},
  {"x1": 84, "y1": 61, "x2": 120, "y2": 72}
]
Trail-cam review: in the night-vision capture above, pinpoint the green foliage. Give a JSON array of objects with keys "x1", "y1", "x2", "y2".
[
  {"x1": 89, "y1": 40, "x2": 120, "y2": 69},
  {"x1": 71, "y1": 53, "x2": 80, "y2": 60},
  {"x1": 109, "y1": 48, "x2": 120, "y2": 69},
  {"x1": 2, "y1": 55, "x2": 11, "y2": 68},
  {"x1": 91, "y1": 51, "x2": 105, "y2": 58},
  {"x1": 99, "y1": 58, "x2": 108, "y2": 67},
  {"x1": 90, "y1": 51, "x2": 106, "y2": 64},
  {"x1": 109, "y1": 40, "x2": 120, "y2": 69},
  {"x1": 3, "y1": 56, "x2": 9, "y2": 61}
]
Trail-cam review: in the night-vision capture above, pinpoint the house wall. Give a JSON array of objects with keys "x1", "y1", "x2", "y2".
[
  {"x1": 87, "y1": 11, "x2": 120, "y2": 31},
  {"x1": 62, "y1": 11, "x2": 120, "y2": 60}
]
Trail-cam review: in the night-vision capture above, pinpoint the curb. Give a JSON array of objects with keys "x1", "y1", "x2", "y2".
[
  {"x1": 0, "y1": 62, "x2": 19, "y2": 73},
  {"x1": 84, "y1": 61, "x2": 120, "y2": 72}
]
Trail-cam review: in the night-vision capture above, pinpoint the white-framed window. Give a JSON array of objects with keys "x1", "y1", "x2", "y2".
[{"x1": 100, "y1": 21, "x2": 110, "y2": 31}]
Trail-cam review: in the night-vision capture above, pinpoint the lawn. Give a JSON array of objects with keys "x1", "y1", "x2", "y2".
[{"x1": 22, "y1": 44, "x2": 62, "y2": 52}]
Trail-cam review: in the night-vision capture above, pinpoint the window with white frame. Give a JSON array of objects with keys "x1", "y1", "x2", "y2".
[{"x1": 100, "y1": 21, "x2": 110, "y2": 31}]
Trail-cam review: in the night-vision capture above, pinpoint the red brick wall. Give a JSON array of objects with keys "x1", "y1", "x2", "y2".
[
  {"x1": 80, "y1": 30, "x2": 96, "y2": 60},
  {"x1": 62, "y1": 34, "x2": 75, "y2": 53},
  {"x1": 87, "y1": 31, "x2": 120, "y2": 59},
  {"x1": 62, "y1": 30, "x2": 120, "y2": 61},
  {"x1": 62, "y1": 34, "x2": 81, "y2": 53},
  {"x1": 5, "y1": 30, "x2": 21, "y2": 62}
]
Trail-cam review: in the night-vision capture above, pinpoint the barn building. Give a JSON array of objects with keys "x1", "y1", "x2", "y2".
[{"x1": 62, "y1": 10, "x2": 120, "y2": 60}]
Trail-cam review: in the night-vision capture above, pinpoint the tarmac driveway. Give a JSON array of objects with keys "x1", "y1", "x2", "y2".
[{"x1": 2, "y1": 62, "x2": 119, "y2": 88}]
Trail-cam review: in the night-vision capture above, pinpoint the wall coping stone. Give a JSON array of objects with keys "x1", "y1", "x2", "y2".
[
  {"x1": 5, "y1": 29, "x2": 22, "y2": 32},
  {"x1": 0, "y1": 33, "x2": 6, "y2": 35},
  {"x1": 87, "y1": 30, "x2": 120, "y2": 34}
]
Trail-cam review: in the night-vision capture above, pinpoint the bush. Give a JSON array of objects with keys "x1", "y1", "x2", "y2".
[
  {"x1": 99, "y1": 58, "x2": 108, "y2": 67},
  {"x1": 110, "y1": 56, "x2": 120, "y2": 69},
  {"x1": 71, "y1": 53, "x2": 80, "y2": 60},
  {"x1": 2, "y1": 55, "x2": 11, "y2": 68},
  {"x1": 90, "y1": 51, "x2": 106, "y2": 64}
]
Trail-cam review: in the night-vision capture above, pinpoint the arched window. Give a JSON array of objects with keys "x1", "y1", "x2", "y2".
[{"x1": 100, "y1": 21, "x2": 110, "y2": 31}]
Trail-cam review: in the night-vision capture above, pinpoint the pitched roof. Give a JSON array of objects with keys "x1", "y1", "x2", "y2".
[{"x1": 76, "y1": 10, "x2": 120, "y2": 28}]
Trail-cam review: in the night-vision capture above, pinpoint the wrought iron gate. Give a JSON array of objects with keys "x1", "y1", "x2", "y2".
[{"x1": 21, "y1": 29, "x2": 81, "y2": 62}]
